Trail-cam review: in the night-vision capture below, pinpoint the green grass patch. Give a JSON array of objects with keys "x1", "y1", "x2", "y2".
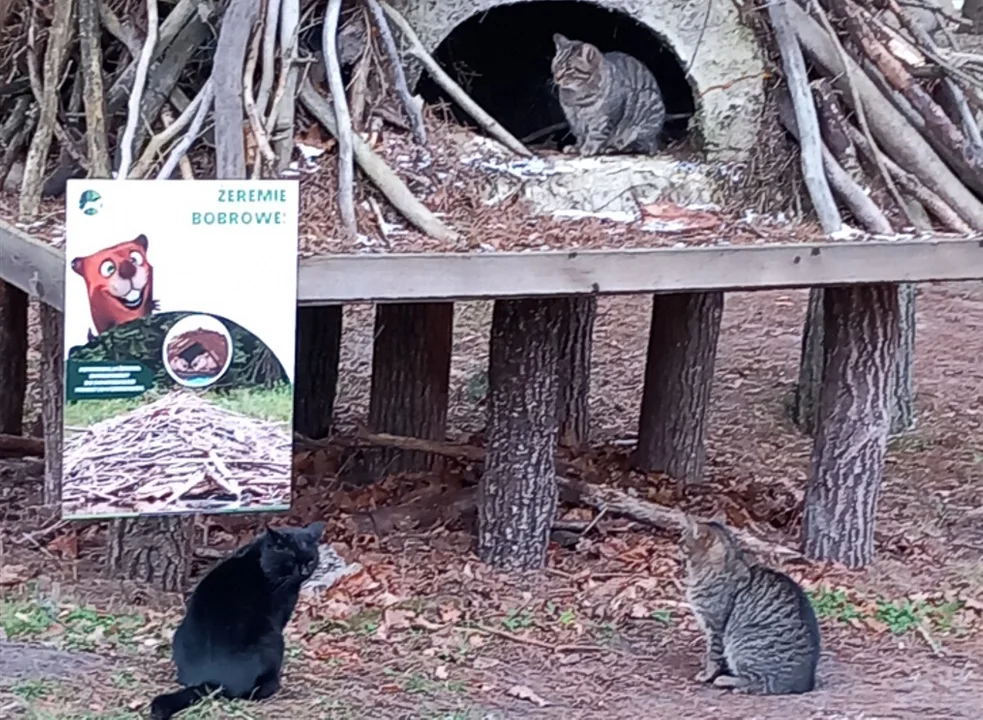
[
  {"x1": 808, "y1": 586, "x2": 970, "y2": 636},
  {"x1": 63, "y1": 383, "x2": 293, "y2": 428}
]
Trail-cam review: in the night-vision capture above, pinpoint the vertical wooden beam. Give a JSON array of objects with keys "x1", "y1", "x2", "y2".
[
  {"x1": 293, "y1": 305, "x2": 342, "y2": 439},
  {"x1": 367, "y1": 301, "x2": 453, "y2": 476},
  {"x1": 634, "y1": 291, "x2": 724, "y2": 485},
  {"x1": 802, "y1": 284, "x2": 900, "y2": 567},
  {"x1": 0, "y1": 281, "x2": 28, "y2": 434},
  {"x1": 479, "y1": 298, "x2": 562, "y2": 570},
  {"x1": 39, "y1": 303, "x2": 62, "y2": 505},
  {"x1": 555, "y1": 295, "x2": 596, "y2": 450}
]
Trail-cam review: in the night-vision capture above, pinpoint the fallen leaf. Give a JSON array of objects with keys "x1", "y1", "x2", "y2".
[
  {"x1": 47, "y1": 532, "x2": 79, "y2": 559},
  {"x1": 440, "y1": 605, "x2": 462, "y2": 624},
  {"x1": 0, "y1": 564, "x2": 32, "y2": 586},
  {"x1": 435, "y1": 665, "x2": 449, "y2": 680},
  {"x1": 508, "y1": 684, "x2": 551, "y2": 707}
]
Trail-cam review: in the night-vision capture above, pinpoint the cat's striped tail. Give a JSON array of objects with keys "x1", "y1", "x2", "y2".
[{"x1": 149, "y1": 683, "x2": 220, "y2": 720}]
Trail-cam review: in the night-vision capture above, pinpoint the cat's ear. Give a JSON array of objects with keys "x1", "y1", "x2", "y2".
[
  {"x1": 304, "y1": 521, "x2": 326, "y2": 541},
  {"x1": 681, "y1": 514, "x2": 698, "y2": 536},
  {"x1": 553, "y1": 33, "x2": 570, "y2": 51},
  {"x1": 265, "y1": 526, "x2": 284, "y2": 545},
  {"x1": 579, "y1": 42, "x2": 599, "y2": 65}
]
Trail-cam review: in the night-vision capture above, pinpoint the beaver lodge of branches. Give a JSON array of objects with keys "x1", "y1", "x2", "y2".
[{"x1": 2, "y1": 0, "x2": 983, "y2": 579}]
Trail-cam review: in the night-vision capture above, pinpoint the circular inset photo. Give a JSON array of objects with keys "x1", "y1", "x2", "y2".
[{"x1": 162, "y1": 314, "x2": 233, "y2": 388}]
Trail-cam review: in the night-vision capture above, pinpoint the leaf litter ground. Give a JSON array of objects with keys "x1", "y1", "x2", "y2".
[{"x1": 1, "y1": 283, "x2": 982, "y2": 718}]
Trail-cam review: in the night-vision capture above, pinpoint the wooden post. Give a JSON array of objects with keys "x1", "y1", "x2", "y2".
[
  {"x1": 0, "y1": 282, "x2": 28, "y2": 435},
  {"x1": 556, "y1": 295, "x2": 596, "y2": 450},
  {"x1": 802, "y1": 284, "x2": 900, "y2": 568},
  {"x1": 293, "y1": 305, "x2": 342, "y2": 439},
  {"x1": 634, "y1": 292, "x2": 724, "y2": 485},
  {"x1": 366, "y1": 302, "x2": 453, "y2": 475},
  {"x1": 39, "y1": 303, "x2": 63, "y2": 505},
  {"x1": 107, "y1": 515, "x2": 194, "y2": 592},
  {"x1": 479, "y1": 298, "x2": 562, "y2": 570}
]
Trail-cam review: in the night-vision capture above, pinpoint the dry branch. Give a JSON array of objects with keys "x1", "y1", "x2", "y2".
[
  {"x1": 322, "y1": 430, "x2": 799, "y2": 559},
  {"x1": 324, "y1": 0, "x2": 357, "y2": 238},
  {"x1": 812, "y1": 0, "x2": 914, "y2": 227},
  {"x1": 19, "y1": 0, "x2": 75, "y2": 220},
  {"x1": 244, "y1": 17, "x2": 276, "y2": 169},
  {"x1": 299, "y1": 79, "x2": 459, "y2": 241},
  {"x1": 769, "y1": 0, "x2": 841, "y2": 233},
  {"x1": 256, "y1": 0, "x2": 282, "y2": 119},
  {"x1": 789, "y1": 1, "x2": 983, "y2": 229},
  {"x1": 157, "y1": 80, "x2": 215, "y2": 179},
  {"x1": 273, "y1": 0, "x2": 301, "y2": 171},
  {"x1": 377, "y1": 0, "x2": 532, "y2": 157},
  {"x1": 365, "y1": 0, "x2": 426, "y2": 145},
  {"x1": 829, "y1": 0, "x2": 983, "y2": 196},
  {"x1": 79, "y1": 0, "x2": 111, "y2": 177},
  {"x1": 213, "y1": 0, "x2": 261, "y2": 179},
  {"x1": 0, "y1": 434, "x2": 44, "y2": 458},
  {"x1": 132, "y1": 80, "x2": 212, "y2": 179},
  {"x1": 845, "y1": 123, "x2": 972, "y2": 232},
  {"x1": 777, "y1": 91, "x2": 893, "y2": 234},
  {"x1": 117, "y1": 0, "x2": 158, "y2": 179}
]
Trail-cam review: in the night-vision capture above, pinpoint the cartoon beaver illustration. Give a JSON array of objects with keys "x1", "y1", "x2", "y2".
[{"x1": 71, "y1": 234, "x2": 157, "y2": 340}]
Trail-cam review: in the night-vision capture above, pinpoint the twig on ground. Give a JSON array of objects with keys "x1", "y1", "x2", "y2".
[
  {"x1": 769, "y1": 0, "x2": 841, "y2": 233},
  {"x1": 324, "y1": 0, "x2": 357, "y2": 238},
  {"x1": 156, "y1": 80, "x2": 215, "y2": 179},
  {"x1": 365, "y1": 0, "x2": 426, "y2": 144},
  {"x1": 299, "y1": 79, "x2": 460, "y2": 241},
  {"x1": 316, "y1": 429, "x2": 800, "y2": 559},
  {"x1": 377, "y1": 0, "x2": 532, "y2": 157},
  {"x1": 117, "y1": 0, "x2": 159, "y2": 179}
]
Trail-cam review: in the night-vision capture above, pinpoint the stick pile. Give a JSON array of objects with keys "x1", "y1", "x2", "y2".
[
  {"x1": 771, "y1": 0, "x2": 983, "y2": 235},
  {"x1": 62, "y1": 390, "x2": 292, "y2": 517}
]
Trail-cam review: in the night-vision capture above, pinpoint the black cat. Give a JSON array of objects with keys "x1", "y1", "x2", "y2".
[{"x1": 149, "y1": 521, "x2": 325, "y2": 719}]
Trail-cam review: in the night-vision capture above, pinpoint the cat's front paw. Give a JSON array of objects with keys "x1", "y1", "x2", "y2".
[
  {"x1": 695, "y1": 664, "x2": 720, "y2": 683},
  {"x1": 561, "y1": 144, "x2": 578, "y2": 155},
  {"x1": 711, "y1": 674, "x2": 748, "y2": 690}
]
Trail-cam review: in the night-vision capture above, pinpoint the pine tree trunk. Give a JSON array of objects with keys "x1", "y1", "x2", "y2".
[
  {"x1": 367, "y1": 302, "x2": 453, "y2": 475},
  {"x1": 107, "y1": 515, "x2": 194, "y2": 592},
  {"x1": 891, "y1": 284, "x2": 916, "y2": 434},
  {"x1": 802, "y1": 284, "x2": 900, "y2": 568},
  {"x1": 794, "y1": 286, "x2": 915, "y2": 435},
  {"x1": 479, "y1": 298, "x2": 562, "y2": 571},
  {"x1": 39, "y1": 304, "x2": 62, "y2": 505},
  {"x1": 0, "y1": 282, "x2": 28, "y2": 435},
  {"x1": 792, "y1": 289, "x2": 824, "y2": 436},
  {"x1": 634, "y1": 292, "x2": 724, "y2": 485},
  {"x1": 293, "y1": 305, "x2": 342, "y2": 439},
  {"x1": 555, "y1": 295, "x2": 596, "y2": 449}
]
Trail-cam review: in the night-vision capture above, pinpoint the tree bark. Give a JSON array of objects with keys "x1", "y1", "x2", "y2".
[
  {"x1": 106, "y1": 515, "x2": 193, "y2": 592},
  {"x1": 479, "y1": 298, "x2": 562, "y2": 571},
  {"x1": 793, "y1": 290, "x2": 825, "y2": 436},
  {"x1": 0, "y1": 282, "x2": 28, "y2": 435},
  {"x1": 39, "y1": 304, "x2": 63, "y2": 505},
  {"x1": 78, "y1": 0, "x2": 111, "y2": 177},
  {"x1": 212, "y1": 0, "x2": 261, "y2": 179},
  {"x1": 555, "y1": 295, "x2": 596, "y2": 450},
  {"x1": 802, "y1": 284, "x2": 900, "y2": 568},
  {"x1": 367, "y1": 302, "x2": 453, "y2": 475},
  {"x1": 293, "y1": 305, "x2": 342, "y2": 439},
  {"x1": 634, "y1": 292, "x2": 724, "y2": 485}
]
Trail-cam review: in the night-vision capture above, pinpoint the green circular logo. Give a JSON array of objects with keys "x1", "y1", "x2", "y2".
[{"x1": 79, "y1": 190, "x2": 103, "y2": 216}]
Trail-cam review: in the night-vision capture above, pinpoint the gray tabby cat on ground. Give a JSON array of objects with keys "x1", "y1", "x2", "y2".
[
  {"x1": 551, "y1": 34, "x2": 666, "y2": 156},
  {"x1": 680, "y1": 518, "x2": 821, "y2": 695}
]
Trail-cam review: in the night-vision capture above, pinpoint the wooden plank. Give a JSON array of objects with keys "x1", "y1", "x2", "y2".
[
  {"x1": 298, "y1": 238, "x2": 983, "y2": 303},
  {"x1": 0, "y1": 219, "x2": 65, "y2": 310},
  {"x1": 3, "y1": 216, "x2": 983, "y2": 309}
]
